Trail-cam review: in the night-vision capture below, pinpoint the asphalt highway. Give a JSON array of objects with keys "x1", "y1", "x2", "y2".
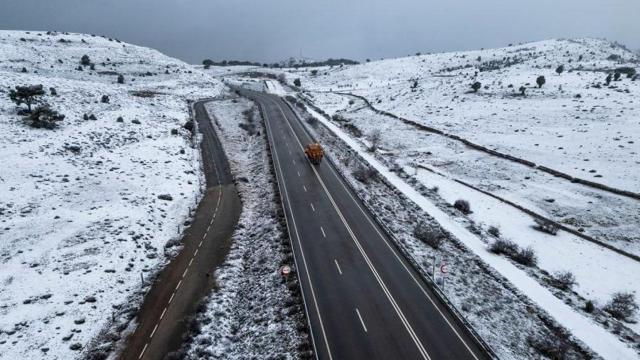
[
  {"x1": 241, "y1": 89, "x2": 492, "y2": 360},
  {"x1": 120, "y1": 100, "x2": 241, "y2": 360}
]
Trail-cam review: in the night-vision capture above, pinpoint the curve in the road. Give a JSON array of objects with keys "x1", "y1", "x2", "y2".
[{"x1": 119, "y1": 100, "x2": 241, "y2": 360}]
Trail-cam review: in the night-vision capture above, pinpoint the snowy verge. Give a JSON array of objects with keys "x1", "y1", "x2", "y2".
[{"x1": 178, "y1": 94, "x2": 310, "y2": 358}]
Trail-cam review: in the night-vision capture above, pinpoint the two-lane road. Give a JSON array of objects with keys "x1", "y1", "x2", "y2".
[{"x1": 241, "y1": 89, "x2": 492, "y2": 360}]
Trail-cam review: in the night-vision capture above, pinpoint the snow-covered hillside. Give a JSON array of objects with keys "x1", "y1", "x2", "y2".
[
  {"x1": 261, "y1": 38, "x2": 640, "y2": 357},
  {"x1": 0, "y1": 30, "x2": 222, "y2": 359}
]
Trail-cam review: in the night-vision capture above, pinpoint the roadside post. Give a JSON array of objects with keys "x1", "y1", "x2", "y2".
[{"x1": 440, "y1": 261, "x2": 448, "y2": 292}]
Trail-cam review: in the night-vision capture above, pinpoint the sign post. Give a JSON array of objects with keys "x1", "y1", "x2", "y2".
[{"x1": 440, "y1": 261, "x2": 448, "y2": 292}]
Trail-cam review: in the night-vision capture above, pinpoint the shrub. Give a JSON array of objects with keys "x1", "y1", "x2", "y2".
[
  {"x1": 21, "y1": 67, "x2": 28, "y2": 73},
  {"x1": 117, "y1": 74, "x2": 124, "y2": 84},
  {"x1": 536, "y1": 75, "x2": 546, "y2": 88},
  {"x1": 368, "y1": 130, "x2": 382, "y2": 152},
  {"x1": 310, "y1": 69, "x2": 318, "y2": 76},
  {"x1": 453, "y1": 199, "x2": 471, "y2": 214},
  {"x1": 605, "y1": 73, "x2": 612, "y2": 86},
  {"x1": 49, "y1": 87, "x2": 57, "y2": 96},
  {"x1": 331, "y1": 113, "x2": 347, "y2": 122},
  {"x1": 552, "y1": 271, "x2": 576, "y2": 290},
  {"x1": 488, "y1": 225, "x2": 500, "y2": 238},
  {"x1": 293, "y1": 78, "x2": 301, "y2": 87},
  {"x1": 534, "y1": 218, "x2": 559, "y2": 235},
  {"x1": 584, "y1": 300, "x2": 595, "y2": 313},
  {"x1": 519, "y1": 86, "x2": 526, "y2": 96},
  {"x1": 613, "y1": 72, "x2": 621, "y2": 81},
  {"x1": 9, "y1": 84, "x2": 45, "y2": 112},
  {"x1": 513, "y1": 246, "x2": 537, "y2": 266},
  {"x1": 489, "y1": 238, "x2": 518, "y2": 256},
  {"x1": 471, "y1": 81, "x2": 481, "y2": 92},
  {"x1": 80, "y1": 54, "x2": 91, "y2": 66},
  {"x1": 413, "y1": 222, "x2": 444, "y2": 249},
  {"x1": 604, "y1": 292, "x2": 638, "y2": 321},
  {"x1": 202, "y1": 59, "x2": 214, "y2": 66},
  {"x1": 555, "y1": 65, "x2": 564, "y2": 75},
  {"x1": 527, "y1": 333, "x2": 571, "y2": 359},
  {"x1": 25, "y1": 105, "x2": 64, "y2": 129},
  {"x1": 101, "y1": 95, "x2": 110, "y2": 103},
  {"x1": 352, "y1": 165, "x2": 376, "y2": 184}
]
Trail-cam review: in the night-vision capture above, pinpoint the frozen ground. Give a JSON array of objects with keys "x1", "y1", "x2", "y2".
[
  {"x1": 0, "y1": 30, "x2": 222, "y2": 359},
  {"x1": 181, "y1": 95, "x2": 307, "y2": 358}
]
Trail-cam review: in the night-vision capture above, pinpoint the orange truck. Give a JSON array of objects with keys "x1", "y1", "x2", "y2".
[{"x1": 304, "y1": 142, "x2": 324, "y2": 165}]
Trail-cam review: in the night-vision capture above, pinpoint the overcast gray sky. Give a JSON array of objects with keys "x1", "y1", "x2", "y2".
[{"x1": 1, "y1": 0, "x2": 638, "y2": 64}]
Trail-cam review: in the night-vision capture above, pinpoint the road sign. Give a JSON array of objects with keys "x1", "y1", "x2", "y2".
[
  {"x1": 440, "y1": 262, "x2": 448, "y2": 274},
  {"x1": 280, "y1": 265, "x2": 291, "y2": 278}
]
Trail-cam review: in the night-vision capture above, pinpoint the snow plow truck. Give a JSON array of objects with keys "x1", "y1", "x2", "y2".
[{"x1": 304, "y1": 142, "x2": 324, "y2": 165}]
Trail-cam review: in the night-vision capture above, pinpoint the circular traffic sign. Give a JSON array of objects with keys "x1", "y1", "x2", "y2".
[
  {"x1": 280, "y1": 265, "x2": 292, "y2": 277},
  {"x1": 440, "y1": 262, "x2": 448, "y2": 274}
]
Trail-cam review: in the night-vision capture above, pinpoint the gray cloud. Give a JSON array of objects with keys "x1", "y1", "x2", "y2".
[{"x1": 1, "y1": 0, "x2": 638, "y2": 63}]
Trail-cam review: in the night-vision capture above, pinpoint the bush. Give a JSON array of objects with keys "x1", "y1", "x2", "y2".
[
  {"x1": 555, "y1": 65, "x2": 564, "y2": 75},
  {"x1": 101, "y1": 95, "x2": 110, "y2": 103},
  {"x1": 527, "y1": 333, "x2": 571, "y2": 359},
  {"x1": 584, "y1": 300, "x2": 595, "y2": 313},
  {"x1": 513, "y1": 246, "x2": 537, "y2": 266},
  {"x1": 453, "y1": 199, "x2": 471, "y2": 214},
  {"x1": 604, "y1": 292, "x2": 638, "y2": 321},
  {"x1": 471, "y1": 81, "x2": 481, "y2": 92},
  {"x1": 368, "y1": 130, "x2": 381, "y2": 152},
  {"x1": 552, "y1": 271, "x2": 576, "y2": 290},
  {"x1": 49, "y1": 87, "x2": 57, "y2": 96},
  {"x1": 293, "y1": 78, "x2": 301, "y2": 87},
  {"x1": 352, "y1": 165, "x2": 376, "y2": 184},
  {"x1": 80, "y1": 54, "x2": 91, "y2": 66},
  {"x1": 413, "y1": 222, "x2": 444, "y2": 249},
  {"x1": 25, "y1": 105, "x2": 65, "y2": 129},
  {"x1": 488, "y1": 225, "x2": 500, "y2": 238},
  {"x1": 519, "y1": 86, "x2": 526, "y2": 96},
  {"x1": 489, "y1": 238, "x2": 518, "y2": 256},
  {"x1": 534, "y1": 218, "x2": 559, "y2": 235},
  {"x1": 117, "y1": 74, "x2": 124, "y2": 84},
  {"x1": 536, "y1": 75, "x2": 546, "y2": 88}
]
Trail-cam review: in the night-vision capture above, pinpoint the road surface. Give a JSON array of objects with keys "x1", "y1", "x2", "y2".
[
  {"x1": 240, "y1": 89, "x2": 492, "y2": 360},
  {"x1": 120, "y1": 100, "x2": 241, "y2": 360}
]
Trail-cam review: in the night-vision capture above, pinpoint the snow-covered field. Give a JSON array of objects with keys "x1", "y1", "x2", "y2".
[
  {"x1": 289, "y1": 39, "x2": 640, "y2": 258},
  {"x1": 182, "y1": 95, "x2": 307, "y2": 358},
  {"x1": 0, "y1": 30, "x2": 222, "y2": 359}
]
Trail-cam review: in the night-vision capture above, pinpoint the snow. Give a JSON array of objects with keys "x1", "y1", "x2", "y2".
[
  {"x1": 0, "y1": 30, "x2": 223, "y2": 359},
  {"x1": 301, "y1": 100, "x2": 638, "y2": 359},
  {"x1": 183, "y1": 94, "x2": 306, "y2": 358},
  {"x1": 290, "y1": 38, "x2": 640, "y2": 257}
]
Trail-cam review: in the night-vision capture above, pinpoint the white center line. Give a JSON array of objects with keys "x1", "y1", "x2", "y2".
[
  {"x1": 168, "y1": 292, "x2": 175, "y2": 304},
  {"x1": 138, "y1": 343, "x2": 148, "y2": 359},
  {"x1": 334, "y1": 259, "x2": 342, "y2": 275},
  {"x1": 320, "y1": 226, "x2": 326, "y2": 238},
  {"x1": 297, "y1": 171, "x2": 301, "y2": 177},
  {"x1": 310, "y1": 203, "x2": 315, "y2": 212},
  {"x1": 188, "y1": 258, "x2": 194, "y2": 267},
  {"x1": 150, "y1": 324, "x2": 159, "y2": 338},
  {"x1": 175, "y1": 280, "x2": 182, "y2": 290},
  {"x1": 303, "y1": 185, "x2": 307, "y2": 192},
  {"x1": 160, "y1": 307, "x2": 167, "y2": 320},
  {"x1": 194, "y1": 248, "x2": 199, "y2": 257},
  {"x1": 182, "y1": 268, "x2": 188, "y2": 278},
  {"x1": 355, "y1": 308, "x2": 368, "y2": 333}
]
